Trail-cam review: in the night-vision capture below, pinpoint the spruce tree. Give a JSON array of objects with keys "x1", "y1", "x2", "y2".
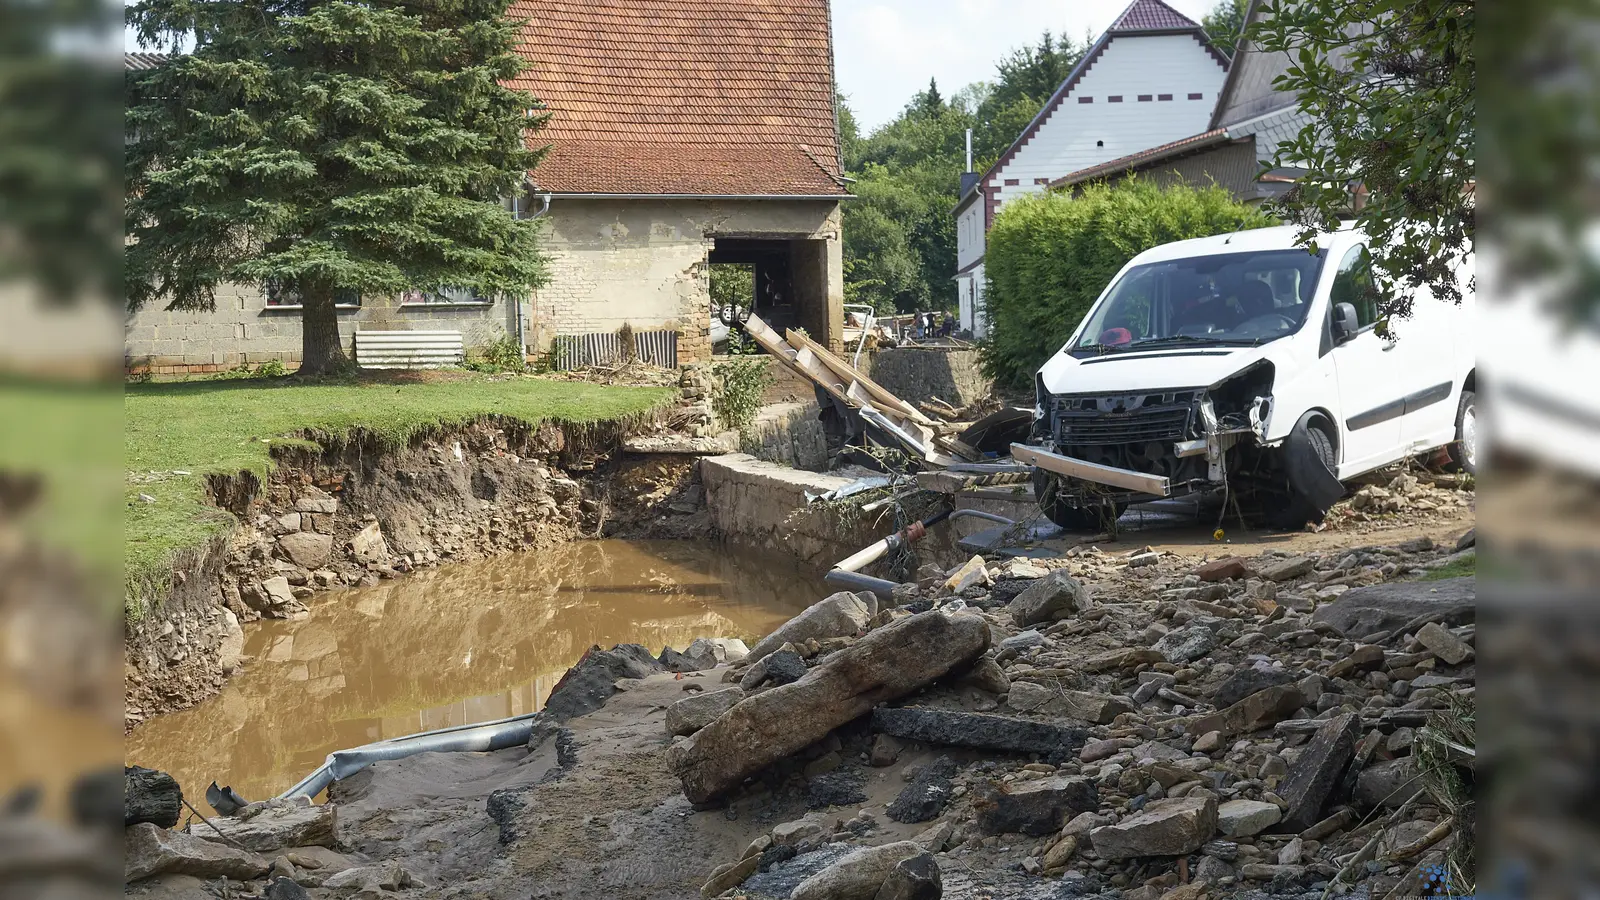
[{"x1": 126, "y1": 0, "x2": 546, "y2": 375}]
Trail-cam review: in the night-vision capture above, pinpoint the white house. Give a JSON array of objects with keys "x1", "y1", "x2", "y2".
[{"x1": 953, "y1": 0, "x2": 1229, "y2": 338}]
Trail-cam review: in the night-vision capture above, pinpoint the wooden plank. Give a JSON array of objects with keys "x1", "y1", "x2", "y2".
[{"x1": 784, "y1": 329, "x2": 933, "y2": 425}]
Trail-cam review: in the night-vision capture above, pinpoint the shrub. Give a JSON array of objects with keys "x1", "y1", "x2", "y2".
[
  {"x1": 981, "y1": 179, "x2": 1276, "y2": 387},
  {"x1": 466, "y1": 336, "x2": 527, "y2": 373},
  {"x1": 711, "y1": 358, "x2": 773, "y2": 430}
]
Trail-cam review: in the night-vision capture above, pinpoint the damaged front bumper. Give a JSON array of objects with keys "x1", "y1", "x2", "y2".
[{"x1": 1010, "y1": 443, "x2": 1171, "y2": 497}]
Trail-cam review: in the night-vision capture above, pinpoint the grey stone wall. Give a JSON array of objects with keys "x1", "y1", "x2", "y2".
[
  {"x1": 126, "y1": 282, "x2": 521, "y2": 372},
  {"x1": 864, "y1": 348, "x2": 994, "y2": 410}
]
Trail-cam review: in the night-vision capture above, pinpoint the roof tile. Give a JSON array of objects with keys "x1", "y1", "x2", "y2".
[{"x1": 1109, "y1": 0, "x2": 1202, "y2": 33}]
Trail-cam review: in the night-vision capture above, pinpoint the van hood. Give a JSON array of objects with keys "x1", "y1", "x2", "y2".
[{"x1": 1037, "y1": 345, "x2": 1275, "y2": 395}]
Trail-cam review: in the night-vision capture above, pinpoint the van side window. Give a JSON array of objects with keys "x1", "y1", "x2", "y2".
[{"x1": 1330, "y1": 245, "x2": 1381, "y2": 328}]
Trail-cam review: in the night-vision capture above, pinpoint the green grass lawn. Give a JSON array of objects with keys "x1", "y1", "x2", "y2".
[{"x1": 124, "y1": 373, "x2": 673, "y2": 619}]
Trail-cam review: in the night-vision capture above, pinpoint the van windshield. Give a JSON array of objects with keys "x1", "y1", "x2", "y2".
[{"x1": 1073, "y1": 248, "x2": 1328, "y2": 354}]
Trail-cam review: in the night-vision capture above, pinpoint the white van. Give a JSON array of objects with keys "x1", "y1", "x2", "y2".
[{"x1": 1015, "y1": 224, "x2": 1475, "y2": 530}]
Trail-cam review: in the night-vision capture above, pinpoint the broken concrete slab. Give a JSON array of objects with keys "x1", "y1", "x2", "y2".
[
  {"x1": 1276, "y1": 713, "x2": 1361, "y2": 832},
  {"x1": 870, "y1": 707, "x2": 1088, "y2": 759},
  {"x1": 1415, "y1": 622, "x2": 1472, "y2": 665},
  {"x1": 193, "y1": 802, "x2": 335, "y2": 854},
  {"x1": 1311, "y1": 578, "x2": 1474, "y2": 637},
  {"x1": 1186, "y1": 685, "x2": 1307, "y2": 739},
  {"x1": 126, "y1": 823, "x2": 270, "y2": 883},
  {"x1": 1089, "y1": 796, "x2": 1217, "y2": 859},
  {"x1": 973, "y1": 776, "x2": 1098, "y2": 836}
]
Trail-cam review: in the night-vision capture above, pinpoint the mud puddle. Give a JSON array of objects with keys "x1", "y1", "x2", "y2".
[{"x1": 126, "y1": 540, "x2": 826, "y2": 813}]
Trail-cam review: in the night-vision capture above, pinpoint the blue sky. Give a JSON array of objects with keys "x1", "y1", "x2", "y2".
[{"x1": 835, "y1": 0, "x2": 1216, "y2": 132}]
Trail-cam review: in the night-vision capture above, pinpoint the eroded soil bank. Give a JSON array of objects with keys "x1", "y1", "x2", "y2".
[{"x1": 124, "y1": 417, "x2": 709, "y2": 729}]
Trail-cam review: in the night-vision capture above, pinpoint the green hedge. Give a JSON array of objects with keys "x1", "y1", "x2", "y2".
[{"x1": 980, "y1": 179, "x2": 1276, "y2": 387}]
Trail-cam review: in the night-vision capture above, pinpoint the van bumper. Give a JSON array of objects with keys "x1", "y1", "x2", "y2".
[{"x1": 1010, "y1": 443, "x2": 1172, "y2": 497}]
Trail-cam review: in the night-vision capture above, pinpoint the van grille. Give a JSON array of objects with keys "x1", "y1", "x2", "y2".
[{"x1": 1054, "y1": 405, "x2": 1194, "y2": 446}]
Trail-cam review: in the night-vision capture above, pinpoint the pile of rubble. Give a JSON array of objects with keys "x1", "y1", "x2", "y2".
[
  {"x1": 667, "y1": 532, "x2": 1476, "y2": 899},
  {"x1": 1321, "y1": 472, "x2": 1474, "y2": 532}
]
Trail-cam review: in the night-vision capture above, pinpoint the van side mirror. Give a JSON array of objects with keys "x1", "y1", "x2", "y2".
[{"x1": 1331, "y1": 302, "x2": 1359, "y2": 343}]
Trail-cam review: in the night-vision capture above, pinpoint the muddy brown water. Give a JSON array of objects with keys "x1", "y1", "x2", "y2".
[{"x1": 127, "y1": 540, "x2": 827, "y2": 814}]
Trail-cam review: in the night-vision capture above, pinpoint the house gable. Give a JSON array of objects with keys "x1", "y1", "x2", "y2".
[{"x1": 1210, "y1": 0, "x2": 1300, "y2": 129}]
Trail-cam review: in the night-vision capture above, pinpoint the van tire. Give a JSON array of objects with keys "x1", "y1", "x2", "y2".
[
  {"x1": 1032, "y1": 471, "x2": 1127, "y2": 532},
  {"x1": 1267, "y1": 420, "x2": 1338, "y2": 530},
  {"x1": 1447, "y1": 390, "x2": 1477, "y2": 476}
]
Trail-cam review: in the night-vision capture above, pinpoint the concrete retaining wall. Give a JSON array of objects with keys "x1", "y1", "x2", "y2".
[
  {"x1": 740, "y1": 402, "x2": 829, "y2": 472},
  {"x1": 864, "y1": 347, "x2": 992, "y2": 410}
]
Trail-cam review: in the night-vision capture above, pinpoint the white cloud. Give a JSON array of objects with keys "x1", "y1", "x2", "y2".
[{"x1": 835, "y1": 0, "x2": 1217, "y2": 131}]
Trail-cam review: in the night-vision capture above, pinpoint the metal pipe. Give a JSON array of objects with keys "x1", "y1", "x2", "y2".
[
  {"x1": 948, "y1": 509, "x2": 1016, "y2": 527},
  {"x1": 824, "y1": 569, "x2": 901, "y2": 598},
  {"x1": 279, "y1": 713, "x2": 542, "y2": 800}
]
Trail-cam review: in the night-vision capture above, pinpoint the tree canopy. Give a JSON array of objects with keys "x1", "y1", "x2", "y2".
[
  {"x1": 1252, "y1": 0, "x2": 1474, "y2": 317},
  {"x1": 125, "y1": 0, "x2": 547, "y2": 374},
  {"x1": 1203, "y1": 0, "x2": 1250, "y2": 58}
]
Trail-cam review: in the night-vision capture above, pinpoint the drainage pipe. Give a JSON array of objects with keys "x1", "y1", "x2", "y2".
[
  {"x1": 278, "y1": 712, "x2": 542, "y2": 801},
  {"x1": 947, "y1": 509, "x2": 1016, "y2": 527},
  {"x1": 824, "y1": 509, "x2": 952, "y2": 598}
]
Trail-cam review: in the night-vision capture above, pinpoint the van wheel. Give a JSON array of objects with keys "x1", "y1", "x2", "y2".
[
  {"x1": 1266, "y1": 422, "x2": 1337, "y2": 530},
  {"x1": 1032, "y1": 471, "x2": 1126, "y2": 532},
  {"x1": 1447, "y1": 390, "x2": 1477, "y2": 476}
]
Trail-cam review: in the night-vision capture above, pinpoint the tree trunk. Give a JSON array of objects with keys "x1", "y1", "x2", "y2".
[{"x1": 297, "y1": 277, "x2": 349, "y2": 376}]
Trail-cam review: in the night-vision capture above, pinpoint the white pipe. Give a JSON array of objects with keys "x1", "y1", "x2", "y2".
[{"x1": 966, "y1": 129, "x2": 973, "y2": 173}]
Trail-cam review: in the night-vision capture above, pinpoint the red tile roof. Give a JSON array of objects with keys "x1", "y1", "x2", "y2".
[
  {"x1": 507, "y1": 0, "x2": 846, "y2": 197},
  {"x1": 1109, "y1": 0, "x2": 1203, "y2": 33}
]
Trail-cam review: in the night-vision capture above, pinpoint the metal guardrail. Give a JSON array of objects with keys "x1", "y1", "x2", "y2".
[
  {"x1": 550, "y1": 330, "x2": 678, "y2": 370},
  {"x1": 354, "y1": 330, "x2": 465, "y2": 369}
]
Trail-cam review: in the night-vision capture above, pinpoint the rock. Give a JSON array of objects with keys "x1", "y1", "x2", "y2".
[
  {"x1": 277, "y1": 532, "x2": 334, "y2": 569},
  {"x1": 1153, "y1": 626, "x2": 1217, "y2": 664},
  {"x1": 1194, "y1": 856, "x2": 1234, "y2": 883},
  {"x1": 1262, "y1": 557, "x2": 1316, "y2": 582},
  {"x1": 1000, "y1": 629, "x2": 1045, "y2": 652},
  {"x1": 348, "y1": 522, "x2": 389, "y2": 564},
  {"x1": 973, "y1": 776, "x2": 1098, "y2": 836},
  {"x1": 1312, "y1": 578, "x2": 1475, "y2": 637},
  {"x1": 1089, "y1": 796, "x2": 1218, "y2": 859},
  {"x1": 1059, "y1": 691, "x2": 1134, "y2": 725},
  {"x1": 195, "y1": 802, "x2": 335, "y2": 853},
  {"x1": 702, "y1": 855, "x2": 761, "y2": 897},
  {"x1": 1215, "y1": 799, "x2": 1282, "y2": 837},
  {"x1": 257, "y1": 576, "x2": 298, "y2": 611},
  {"x1": 869, "y1": 734, "x2": 903, "y2": 767},
  {"x1": 545, "y1": 644, "x2": 664, "y2": 720},
  {"x1": 1354, "y1": 758, "x2": 1423, "y2": 809},
  {"x1": 125, "y1": 766, "x2": 182, "y2": 829},
  {"x1": 274, "y1": 512, "x2": 303, "y2": 533},
  {"x1": 670, "y1": 610, "x2": 989, "y2": 804},
  {"x1": 265, "y1": 877, "x2": 311, "y2": 900},
  {"x1": 762, "y1": 650, "x2": 809, "y2": 686},
  {"x1": 217, "y1": 609, "x2": 245, "y2": 675},
  {"x1": 125, "y1": 822, "x2": 270, "y2": 882},
  {"x1": 1083, "y1": 648, "x2": 1165, "y2": 672},
  {"x1": 687, "y1": 637, "x2": 750, "y2": 667},
  {"x1": 1416, "y1": 622, "x2": 1472, "y2": 665},
  {"x1": 1194, "y1": 557, "x2": 1252, "y2": 582},
  {"x1": 1277, "y1": 836, "x2": 1304, "y2": 865},
  {"x1": 1456, "y1": 527, "x2": 1475, "y2": 551},
  {"x1": 667, "y1": 688, "x2": 744, "y2": 737},
  {"x1": 1042, "y1": 833, "x2": 1079, "y2": 870},
  {"x1": 873, "y1": 851, "x2": 942, "y2": 900},
  {"x1": 1325, "y1": 644, "x2": 1385, "y2": 679},
  {"x1": 1080, "y1": 738, "x2": 1129, "y2": 762},
  {"x1": 960, "y1": 656, "x2": 1010, "y2": 694},
  {"x1": 887, "y1": 756, "x2": 958, "y2": 824},
  {"x1": 1006, "y1": 681, "x2": 1053, "y2": 713},
  {"x1": 295, "y1": 495, "x2": 338, "y2": 514},
  {"x1": 1276, "y1": 712, "x2": 1360, "y2": 831},
  {"x1": 321, "y1": 862, "x2": 413, "y2": 892},
  {"x1": 871, "y1": 708, "x2": 1088, "y2": 759},
  {"x1": 1159, "y1": 883, "x2": 1209, "y2": 900},
  {"x1": 792, "y1": 841, "x2": 926, "y2": 900},
  {"x1": 1008, "y1": 570, "x2": 1091, "y2": 626},
  {"x1": 941, "y1": 556, "x2": 990, "y2": 595},
  {"x1": 1186, "y1": 685, "x2": 1307, "y2": 739},
  {"x1": 748, "y1": 592, "x2": 874, "y2": 664},
  {"x1": 1211, "y1": 666, "x2": 1296, "y2": 709},
  {"x1": 1192, "y1": 731, "x2": 1223, "y2": 753}
]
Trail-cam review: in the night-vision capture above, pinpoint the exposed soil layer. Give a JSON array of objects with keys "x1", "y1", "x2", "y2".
[{"x1": 124, "y1": 417, "x2": 695, "y2": 729}]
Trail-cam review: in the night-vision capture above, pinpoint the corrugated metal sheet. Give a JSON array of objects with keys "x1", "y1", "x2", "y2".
[
  {"x1": 354, "y1": 330, "x2": 465, "y2": 369},
  {"x1": 550, "y1": 330, "x2": 678, "y2": 370}
]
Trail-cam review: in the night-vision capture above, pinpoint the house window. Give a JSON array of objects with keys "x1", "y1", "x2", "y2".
[
  {"x1": 1034, "y1": 178, "x2": 1050, "y2": 185},
  {"x1": 264, "y1": 281, "x2": 361, "y2": 308},
  {"x1": 1138, "y1": 94, "x2": 1153, "y2": 102},
  {"x1": 1158, "y1": 93, "x2": 1173, "y2": 101},
  {"x1": 1188, "y1": 93, "x2": 1204, "y2": 100},
  {"x1": 1108, "y1": 95, "x2": 1123, "y2": 103},
  {"x1": 1004, "y1": 178, "x2": 1020, "y2": 186},
  {"x1": 401, "y1": 286, "x2": 494, "y2": 306},
  {"x1": 1078, "y1": 96, "x2": 1093, "y2": 104}
]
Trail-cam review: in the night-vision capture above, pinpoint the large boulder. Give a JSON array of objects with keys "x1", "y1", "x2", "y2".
[
  {"x1": 125, "y1": 822, "x2": 270, "y2": 882},
  {"x1": 1276, "y1": 713, "x2": 1360, "y2": 832},
  {"x1": 874, "y1": 851, "x2": 943, "y2": 900},
  {"x1": 1185, "y1": 685, "x2": 1307, "y2": 739},
  {"x1": 1007, "y1": 570, "x2": 1090, "y2": 627},
  {"x1": 973, "y1": 776, "x2": 1098, "y2": 836},
  {"x1": 1311, "y1": 578, "x2": 1475, "y2": 637},
  {"x1": 1089, "y1": 796, "x2": 1217, "y2": 860},
  {"x1": 747, "y1": 592, "x2": 875, "y2": 664},
  {"x1": 791, "y1": 841, "x2": 927, "y2": 900},
  {"x1": 1216, "y1": 799, "x2": 1282, "y2": 837},
  {"x1": 669, "y1": 609, "x2": 989, "y2": 804},
  {"x1": 192, "y1": 801, "x2": 335, "y2": 854},
  {"x1": 544, "y1": 644, "x2": 663, "y2": 720},
  {"x1": 125, "y1": 766, "x2": 181, "y2": 828},
  {"x1": 1354, "y1": 758, "x2": 1424, "y2": 809},
  {"x1": 277, "y1": 532, "x2": 334, "y2": 569},
  {"x1": 667, "y1": 688, "x2": 745, "y2": 737}
]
